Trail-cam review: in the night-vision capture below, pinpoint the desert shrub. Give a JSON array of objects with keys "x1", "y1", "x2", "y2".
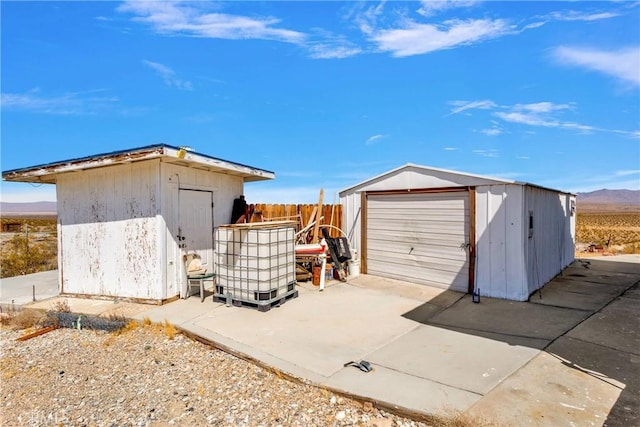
[
  {"x1": 9, "y1": 309, "x2": 47, "y2": 330},
  {"x1": 576, "y1": 212, "x2": 640, "y2": 247},
  {"x1": 0, "y1": 234, "x2": 57, "y2": 278},
  {"x1": 51, "y1": 299, "x2": 71, "y2": 313}
]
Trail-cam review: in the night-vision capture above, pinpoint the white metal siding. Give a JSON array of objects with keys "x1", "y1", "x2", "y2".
[
  {"x1": 57, "y1": 160, "x2": 162, "y2": 300},
  {"x1": 524, "y1": 186, "x2": 575, "y2": 295},
  {"x1": 475, "y1": 185, "x2": 527, "y2": 300},
  {"x1": 366, "y1": 192, "x2": 469, "y2": 292}
]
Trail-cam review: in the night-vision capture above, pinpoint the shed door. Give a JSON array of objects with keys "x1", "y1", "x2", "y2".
[
  {"x1": 179, "y1": 189, "x2": 214, "y2": 272},
  {"x1": 366, "y1": 191, "x2": 469, "y2": 292}
]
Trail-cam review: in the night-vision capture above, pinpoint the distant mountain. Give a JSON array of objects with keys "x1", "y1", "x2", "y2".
[
  {"x1": 576, "y1": 189, "x2": 640, "y2": 205},
  {"x1": 0, "y1": 201, "x2": 57, "y2": 214}
]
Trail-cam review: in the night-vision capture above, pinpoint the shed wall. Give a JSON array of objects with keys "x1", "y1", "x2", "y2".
[
  {"x1": 475, "y1": 184, "x2": 527, "y2": 300},
  {"x1": 57, "y1": 160, "x2": 162, "y2": 300},
  {"x1": 160, "y1": 163, "x2": 244, "y2": 298},
  {"x1": 524, "y1": 186, "x2": 576, "y2": 295}
]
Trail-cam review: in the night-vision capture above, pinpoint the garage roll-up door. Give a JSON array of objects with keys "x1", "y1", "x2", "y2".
[{"x1": 366, "y1": 191, "x2": 470, "y2": 292}]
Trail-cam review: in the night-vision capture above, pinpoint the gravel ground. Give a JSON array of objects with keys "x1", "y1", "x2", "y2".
[{"x1": 1, "y1": 323, "x2": 433, "y2": 427}]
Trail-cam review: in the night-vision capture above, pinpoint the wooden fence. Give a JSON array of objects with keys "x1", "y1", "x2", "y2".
[{"x1": 251, "y1": 204, "x2": 343, "y2": 238}]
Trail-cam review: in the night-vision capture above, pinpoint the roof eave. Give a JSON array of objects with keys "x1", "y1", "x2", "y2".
[
  {"x1": 338, "y1": 163, "x2": 516, "y2": 196},
  {"x1": 2, "y1": 144, "x2": 275, "y2": 184}
]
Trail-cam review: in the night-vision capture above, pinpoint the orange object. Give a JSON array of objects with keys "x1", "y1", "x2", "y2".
[{"x1": 312, "y1": 266, "x2": 321, "y2": 286}]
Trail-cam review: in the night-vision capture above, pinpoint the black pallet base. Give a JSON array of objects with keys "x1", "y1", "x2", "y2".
[{"x1": 214, "y1": 290, "x2": 299, "y2": 312}]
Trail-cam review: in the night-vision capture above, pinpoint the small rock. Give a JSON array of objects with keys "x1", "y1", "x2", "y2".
[{"x1": 336, "y1": 411, "x2": 346, "y2": 421}]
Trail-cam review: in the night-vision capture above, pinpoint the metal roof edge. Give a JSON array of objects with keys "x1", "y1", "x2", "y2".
[
  {"x1": 2, "y1": 144, "x2": 275, "y2": 181},
  {"x1": 338, "y1": 163, "x2": 517, "y2": 196}
]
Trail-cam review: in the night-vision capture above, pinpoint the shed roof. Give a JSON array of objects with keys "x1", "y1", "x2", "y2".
[
  {"x1": 2, "y1": 144, "x2": 275, "y2": 184},
  {"x1": 339, "y1": 163, "x2": 571, "y2": 196}
]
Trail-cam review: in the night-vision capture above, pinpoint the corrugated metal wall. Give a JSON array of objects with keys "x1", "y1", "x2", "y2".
[
  {"x1": 524, "y1": 186, "x2": 576, "y2": 295},
  {"x1": 57, "y1": 160, "x2": 162, "y2": 300},
  {"x1": 340, "y1": 167, "x2": 576, "y2": 301},
  {"x1": 475, "y1": 184, "x2": 527, "y2": 300}
]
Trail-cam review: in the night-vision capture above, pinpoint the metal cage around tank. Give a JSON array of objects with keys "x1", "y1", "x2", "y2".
[{"x1": 214, "y1": 223, "x2": 297, "y2": 311}]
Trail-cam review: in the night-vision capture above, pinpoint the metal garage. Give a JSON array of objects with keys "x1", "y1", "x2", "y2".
[
  {"x1": 365, "y1": 191, "x2": 470, "y2": 292},
  {"x1": 340, "y1": 164, "x2": 576, "y2": 301}
]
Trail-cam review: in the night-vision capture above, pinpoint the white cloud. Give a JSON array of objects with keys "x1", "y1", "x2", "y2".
[
  {"x1": 494, "y1": 111, "x2": 559, "y2": 128},
  {"x1": 615, "y1": 170, "x2": 640, "y2": 177},
  {"x1": 473, "y1": 149, "x2": 499, "y2": 158},
  {"x1": 366, "y1": 134, "x2": 389, "y2": 145},
  {"x1": 449, "y1": 99, "x2": 639, "y2": 137},
  {"x1": 493, "y1": 102, "x2": 598, "y2": 133},
  {"x1": 552, "y1": 46, "x2": 640, "y2": 87},
  {"x1": 371, "y1": 18, "x2": 512, "y2": 57},
  {"x1": 516, "y1": 156, "x2": 530, "y2": 160},
  {"x1": 417, "y1": 0, "x2": 478, "y2": 17},
  {"x1": 494, "y1": 104, "x2": 600, "y2": 134},
  {"x1": 307, "y1": 43, "x2": 362, "y2": 59},
  {"x1": 548, "y1": 10, "x2": 620, "y2": 22},
  {"x1": 479, "y1": 128, "x2": 502, "y2": 136},
  {"x1": 1, "y1": 89, "x2": 118, "y2": 115},
  {"x1": 514, "y1": 102, "x2": 572, "y2": 113},
  {"x1": 118, "y1": 1, "x2": 306, "y2": 44},
  {"x1": 448, "y1": 99, "x2": 497, "y2": 115},
  {"x1": 443, "y1": 147, "x2": 459, "y2": 151},
  {"x1": 142, "y1": 60, "x2": 193, "y2": 90}
]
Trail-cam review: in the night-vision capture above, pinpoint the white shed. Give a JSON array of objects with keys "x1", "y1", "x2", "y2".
[
  {"x1": 2, "y1": 144, "x2": 274, "y2": 303},
  {"x1": 340, "y1": 164, "x2": 576, "y2": 301}
]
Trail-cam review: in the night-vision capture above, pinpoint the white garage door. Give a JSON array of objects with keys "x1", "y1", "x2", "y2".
[{"x1": 366, "y1": 191, "x2": 470, "y2": 292}]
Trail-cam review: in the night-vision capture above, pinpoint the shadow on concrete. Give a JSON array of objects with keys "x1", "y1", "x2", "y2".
[{"x1": 401, "y1": 258, "x2": 640, "y2": 426}]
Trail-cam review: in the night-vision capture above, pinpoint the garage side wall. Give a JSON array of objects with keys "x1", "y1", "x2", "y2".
[
  {"x1": 475, "y1": 184, "x2": 527, "y2": 300},
  {"x1": 57, "y1": 160, "x2": 162, "y2": 300},
  {"x1": 524, "y1": 186, "x2": 576, "y2": 296},
  {"x1": 160, "y1": 163, "x2": 244, "y2": 299}
]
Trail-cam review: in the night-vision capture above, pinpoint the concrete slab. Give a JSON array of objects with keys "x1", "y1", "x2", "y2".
[
  {"x1": 365, "y1": 325, "x2": 541, "y2": 395},
  {"x1": 348, "y1": 274, "x2": 464, "y2": 307},
  {"x1": 132, "y1": 297, "x2": 223, "y2": 325},
  {"x1": 0, "y1": 270, "x2": 59, "y2": 306},
  {"x1": 567, "y1": 296, "x2": 640, "y2": 356},
  {"x1": 326, "y1": 364, "x2": 482, "y2": 414},
  {"x1": 546, "y1": 336, "x2": 640, "y2": 427},
  {"x1": 577, "y1": 255, "x2": 640, "y2": 271},
  {"x1": 530, "y1": 277, "x2": 628, "y2": 311},
  {"x1": 26, "y1": 296, "x2": 152, "y2": 318},
  {"x1": 428, "y1": 295, "x2": 591, "y2": 342},
  {"x1": 187, "y1": 283, "x2": 423, "y2": 377},
  {"x1": 622, "y1": 282, "x2": 640, "y2": 300},
  {"x1": 562, "y1": 262, "x2": 640, "y2": 287},
  {"x1": 468, "y1": 351, "x2": 622, "y2": 426}
]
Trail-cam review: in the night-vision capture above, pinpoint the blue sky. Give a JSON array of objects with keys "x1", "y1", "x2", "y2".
[{"x1": 1, "y1": 1, "x2": 639, "y2": 204}]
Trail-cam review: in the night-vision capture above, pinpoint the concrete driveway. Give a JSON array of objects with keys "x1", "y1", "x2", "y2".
[
  {"x1": 15, "y1": 255, "x2": 640, "y2": 425},
  {"x1": 0, "y1": 269, "x2": 59, "y2": 308}
]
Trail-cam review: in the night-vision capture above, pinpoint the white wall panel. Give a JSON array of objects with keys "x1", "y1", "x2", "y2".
[
  {"x1": 524, "y1": 186, "x2": 575, "y2": 295},
  {"x1": 57, "y1": 160, "x2": 162, "y2": 300},
  {"x1": 474, "y1": 185, "x2": 526, "y2": 300},
  {"x1": 161, "y1": 163, "x2": 244, "y2": 299}
]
